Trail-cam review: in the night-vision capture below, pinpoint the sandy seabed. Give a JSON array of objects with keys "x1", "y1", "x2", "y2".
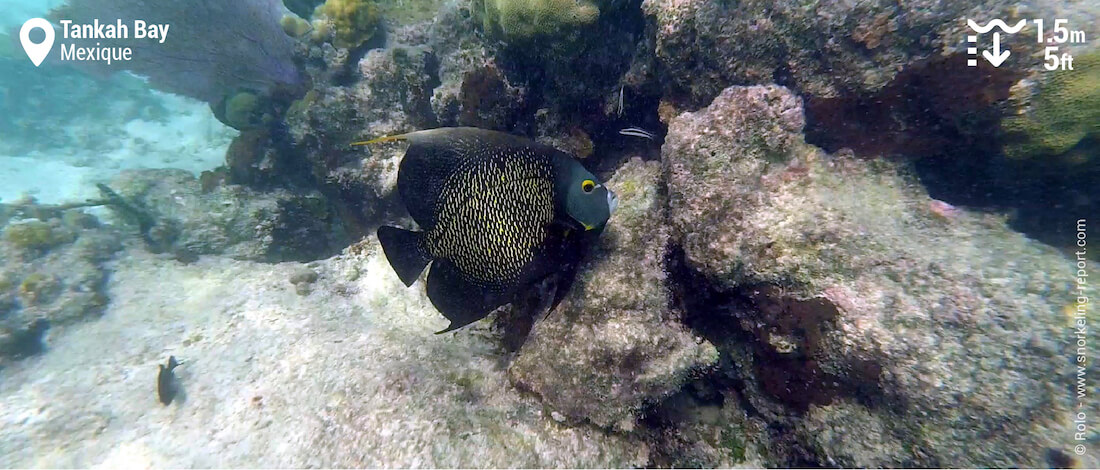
[
  {"x1": 0, "y1": 241, "x2": 646, "y2": 468},
  {"x1": 0, "y1": 92, "x2": 233, "y2": 205}
]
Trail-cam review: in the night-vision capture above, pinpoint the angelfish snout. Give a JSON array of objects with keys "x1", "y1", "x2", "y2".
[{"x1": 607, "y1": 189, "x2": 618, "y2": 214}]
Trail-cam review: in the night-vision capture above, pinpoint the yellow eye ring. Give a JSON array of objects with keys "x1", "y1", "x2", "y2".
[{"x1": 581, "y1": 180, "x2": 596, "y2": 193}]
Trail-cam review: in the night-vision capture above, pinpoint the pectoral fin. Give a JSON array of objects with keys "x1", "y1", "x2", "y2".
[{"x1": 377, "y1": 226, "x2": 432, "y2": 287}]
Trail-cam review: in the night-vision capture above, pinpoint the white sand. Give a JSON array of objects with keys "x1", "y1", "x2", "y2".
[
  {"x1": 0, "y1": 92, "x2": 234, "y2": 205},
  {"x1": 0, "y1": 241, "x2": 647, "y2": 467}
]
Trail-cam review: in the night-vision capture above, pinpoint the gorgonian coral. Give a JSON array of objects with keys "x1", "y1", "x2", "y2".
[{"x1": 48, "y1": 0, "x2": 302, "y2": 104}]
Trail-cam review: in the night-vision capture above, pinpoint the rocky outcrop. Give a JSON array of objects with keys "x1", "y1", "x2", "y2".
[
  {"x1": 0, "y1": 209, "x2": 121, "y2": 360},
  {"x1": 661, "y1": 84, "x2": 1089, "y2": 467},
  {"x1": 509, "y1": 158, "x2": 717, "y2": 430},
  {"x1": 640, "y1": 0, "x2": 1094, "y2": 107},
  {"x1": 284, "y1": 46, "x2": 440, "y2": 232},
  {"x1": 107, "y1": 169, "x2": 345, "y2": 263}
]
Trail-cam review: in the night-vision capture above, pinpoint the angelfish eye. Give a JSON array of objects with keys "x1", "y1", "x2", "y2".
[{"x1": 581, "y1": 179, "x2": 596, "y2": 193}]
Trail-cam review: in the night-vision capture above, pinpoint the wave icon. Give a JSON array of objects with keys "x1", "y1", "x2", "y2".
[{"x1": 967, "y1": 19, "x2": 1027, "y2": 34}]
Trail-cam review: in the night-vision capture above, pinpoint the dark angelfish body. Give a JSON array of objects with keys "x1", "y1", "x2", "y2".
[
  {"x1": 361, "y1": 127, "x2": 617, "y2": 333},
  {"x1": 157, "y1": 355, "x2": 181, "y2": 405}
]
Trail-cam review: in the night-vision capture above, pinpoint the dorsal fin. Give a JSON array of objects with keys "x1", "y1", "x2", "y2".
[{"x1": 350, "y1": 134, "x2": 410, "y2": 146}]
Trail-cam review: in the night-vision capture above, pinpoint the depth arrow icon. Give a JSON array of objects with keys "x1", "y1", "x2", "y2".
[{"x1": 982, "y1": 32, "x2": 1010, "y2": 67}]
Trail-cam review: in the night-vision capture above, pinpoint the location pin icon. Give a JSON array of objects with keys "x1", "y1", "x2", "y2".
[{"x1": 20, "y1": 18, "x2": 55, "y2": 67}]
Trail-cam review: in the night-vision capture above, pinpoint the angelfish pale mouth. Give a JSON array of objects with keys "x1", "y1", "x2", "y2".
[{"x1": 607, "y1": 190, "x2": 619, "y2": 214}]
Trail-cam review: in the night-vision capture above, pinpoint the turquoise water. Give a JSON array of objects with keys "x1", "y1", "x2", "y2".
[{"x1": 0, "y1": 0, "x2": 1097, "y2": 467}]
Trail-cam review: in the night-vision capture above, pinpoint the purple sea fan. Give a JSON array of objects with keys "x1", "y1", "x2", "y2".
[{"x1": 49, "y1": 0, "x2": 302, "y2": 104}]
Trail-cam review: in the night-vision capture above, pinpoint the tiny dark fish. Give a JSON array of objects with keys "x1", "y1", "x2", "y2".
[
  {"x1": 355, "y1": 128, "x2": 617, "y2": 333},
  {"x1": 157, "y1": 355, "x2": 181, "y2": 405}
]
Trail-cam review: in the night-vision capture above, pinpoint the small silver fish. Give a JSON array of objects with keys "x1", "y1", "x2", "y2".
[
  {"x1": 619, "y1": 127, "x2": 656, "y2": 140},
  {"x1": 618, "y1": 86, "x2": 624, "y2": 117}
]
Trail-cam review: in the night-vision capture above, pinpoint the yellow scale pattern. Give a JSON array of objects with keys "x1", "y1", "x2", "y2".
[{"x1": 424, "y1": 147, "x2": 555, "y2": 287}]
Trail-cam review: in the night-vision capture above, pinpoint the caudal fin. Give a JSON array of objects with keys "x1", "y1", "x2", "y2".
[{"x1": 377, "y1": 226, "x2": 432, "y2": 287}]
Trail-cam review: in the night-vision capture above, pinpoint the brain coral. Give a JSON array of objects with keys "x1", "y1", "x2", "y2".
[
  {"x1": 313, "y1": 0, "x2": 381, "y2": 49},
  {"x1": 475, "y1": 0, "x2": 600, "y2": 41},
  {"x1": 1001, "y1": 48, "x2": 1100, "y2": 162}
]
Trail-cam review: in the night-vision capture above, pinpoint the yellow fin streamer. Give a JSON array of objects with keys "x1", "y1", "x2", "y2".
[{"x1": 350, "y1": 134, "x2": 410, "y2": 146}]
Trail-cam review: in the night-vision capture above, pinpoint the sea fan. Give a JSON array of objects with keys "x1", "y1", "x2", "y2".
[{"x1": 48, "y1": 0, "x2": 302, "y2": 104}]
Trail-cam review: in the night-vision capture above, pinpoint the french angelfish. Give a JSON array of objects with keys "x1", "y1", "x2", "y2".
[{"x1": 356, "y1": 127, "x2": 617, "y2": 333}]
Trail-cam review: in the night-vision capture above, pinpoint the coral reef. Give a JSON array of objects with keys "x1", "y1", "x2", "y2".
[
  {"x1": 222, "y1": 92, "x2": 263, "y2": 130},
  {"x1": 222, "y1": 129, "x2": 308, "y2": 189},
  {"x1": 639, "y1": 379, "x2": 769, "y2": 467},
  {"x1": 662, "y1": 84, "x2": 1090, "y2": 467},
  {"x1": 312, "y1": 0, "x2": 382, "y2": 50},
  {"x1": 3, "y1": 220, "x2": 74, "y2": 253},
  {"x1": 664, "y1": 85, "x2": 806, "y2": 285},
  {"x1": 803, "y1": 54, "x2": 1020, "y2": 159},
  {"x1": 509, "y1": 158, "x2": 717, "y2": 429},
  {"x1": 105, "y1": 169, "x2": 347, "y2": 263},
  {"x1": 5, "y1": 0, "x2": 1088, "y2": 464},
  {"x1": 281, "y1": 13, "x2": 314, "y2": 38},
  {"x1": 797, "y1": 50, "x2": 1097, "y2": 265},
  {"x1": 211, "y1": 91, "x2": 268, "y2": 131},
  {"x1": 426, "y1": 3, "x2": 526, "y2": 131},
  {"x1": 535, "y1": 115, "x2": 595, "y2": 159},
  {"x1": 374, "y1": 0, "x2": 449, "y2": 26},
  {"x1": 474, "y1": 0, "x2": 600, "y2": 41},
  {"x1": 0, "y1": 211, "x2": 121, "y2": 360},
  {"x1": 286, "y1": 46, "x2": 439, "y2": 233},
  {"x1": 382, "y1": 0, "x2": 641, "y2": 156},
  {"x1": 1001, "y1": 48, "x2": 1100, "y2": 162},
  {"x1": 452, "y1": 62, "x2": 526, "y2": 130},
  {"x1": 639, "y1": 0, "x2": 1077, "y2": 107},
  {"x1": 632, "y1": 0, "x2": 1095, "y2": 261}
]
